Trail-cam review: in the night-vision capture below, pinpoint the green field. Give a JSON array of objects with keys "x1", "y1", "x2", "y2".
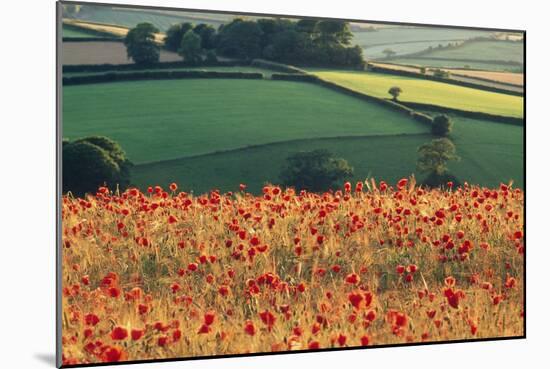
[
  {"x1": 64, "y1": 77, "x2": 523, "y2": 193},
  {"x1": 63, "y1": 79, "x2": 427, "y2": 164},
  {"x1": 352, "y1": 27, "x2": 493, "y2": 59},
  {"x1": 132, "y1": 113, "x2": 523, "y2": 194},
  {"x1": 62, "y1": 24, "x2": 102, "y2": 38},
  {"x1": 385, "y1": 58, "x2": 524, "y2": 73},
  {"x1": 412, "y1": 40, "x2": 523, "y2": 64},
  {"x1": 309, "y1": 70, "x2": 524, "y2": 118},
  {"x1": 66, "y1": 6, "x2": 232, "y2": 31}
]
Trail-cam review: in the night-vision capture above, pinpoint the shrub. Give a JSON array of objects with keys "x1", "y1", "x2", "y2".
[
  {"x1": 63, "y1": 136, "x2": 132, "y2": 196},
  {"x1": 432, "y1": 114, "x2": 453, "y2": 136},
  {"x1": 419, "y1": 171, "x2": 461, "y2": 189},
  {"x1": 280, "y1": 149, "x2": 353, "y2": 192}
]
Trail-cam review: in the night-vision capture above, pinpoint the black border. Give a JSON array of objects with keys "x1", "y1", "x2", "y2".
[{"x1": 56, "y1": 1, "x2": 527, "y2": 368}]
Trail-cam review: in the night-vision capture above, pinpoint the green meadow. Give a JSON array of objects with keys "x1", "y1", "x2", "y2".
[
  {"x1": 309, "y1": 69, "x2": 524, "y2": 117},
  {"x1": 63, "y1": 79, "x2": 427, "y2": 164}
]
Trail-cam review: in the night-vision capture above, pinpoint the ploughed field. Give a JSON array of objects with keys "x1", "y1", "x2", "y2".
[
  {"x1": 60, "y1": 181, "x2": 525, "y2": 364},
  {"x1": 63, "y1": 77, "x2": 524, "y2": 193}
]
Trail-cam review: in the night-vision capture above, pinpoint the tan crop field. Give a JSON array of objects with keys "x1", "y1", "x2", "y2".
[{"x1": 62, "y1": 41, "x2": 181, "y2": 65}]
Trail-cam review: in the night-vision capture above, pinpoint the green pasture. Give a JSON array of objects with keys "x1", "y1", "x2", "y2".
[
  {"x1": 309, "y1": 69, "x2": 524, "y2": 118},
  {"x1": 63, "y1": 79, "x2": 427, "y2": 164},
  {"x1": 414, "y1": 40, "x2": 523, "y2": 64},
  {"x1": 62, "y1": 24, "x2": 101, "y2": 38},
  {"x1": 385, "y1": 58, "x2": 524, "y2": 73},
  {"x1": 131, "y1": 112, "x2": 524, "y2": 194}
]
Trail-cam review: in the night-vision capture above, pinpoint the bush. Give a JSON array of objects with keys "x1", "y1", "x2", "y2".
[
  {"x1": 280, "y1": 149, "x2": 353, "y2": 192},
  {"x1": 63, "y1": 136, "x2": 132, "y2": 196},
  {"x1": 432, "y1": 114, "x2": 453, "y2": 136}
]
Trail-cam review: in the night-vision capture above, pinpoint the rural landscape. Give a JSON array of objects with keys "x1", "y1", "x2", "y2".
[{"x1": 60, "y1": 2, "x2": 525, "y2": 366}]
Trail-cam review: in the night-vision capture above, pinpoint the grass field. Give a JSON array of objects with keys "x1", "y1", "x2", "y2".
[
  {"x1": 132, "y1": 113, "x2": 524, "y2": 194},
  {"x1": 66, "y1": 6, "x2": 233, "y2": 31},
  {"x1": 385, "y1": 58, "x2": 523, "y2": 73},
  {"x1": 63, "y1": 79, "x2": 428, "y2": 164},
  {"x1": 309, "y1": 70, "x2": 524, "y2": 117},
  {"x1": 353, "y1": 27, "x2": 493, "y2": 59},
  {"x1": 370, "y1": 62, "x2": 524, "y2": 86},
  {"x1": 412, "y1": 40, "x2": 523, "y2": 64},
  {"x1": 62, "y1": 24, "x2": 103, "y2": 38}
]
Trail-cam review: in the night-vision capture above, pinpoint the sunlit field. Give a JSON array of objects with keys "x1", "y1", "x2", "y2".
[{"x1": 61, "y1": 178, "x2": 524, "y2": 365}]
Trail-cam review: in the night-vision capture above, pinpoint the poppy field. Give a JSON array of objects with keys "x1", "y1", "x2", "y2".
[{"x1": 61, "y1": 178, "x2": 524, "y2": 365}]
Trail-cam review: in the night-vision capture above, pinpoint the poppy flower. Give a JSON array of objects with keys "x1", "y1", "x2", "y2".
[
  {"x1": 110, "y1": 326, "x2": 128, "y2": 340},
  {"x1": 204, "y1": 311, "x2": 216, "y2": 326},
  {"x1": 131, "y1": 329, "x2": 144, "y2": 341},
  {"x1": 244, "y1": 320, "x2": 256, "y2": 336},
  {"x1": 345, "y1": 273, "x2": 360, "y2": 284}
]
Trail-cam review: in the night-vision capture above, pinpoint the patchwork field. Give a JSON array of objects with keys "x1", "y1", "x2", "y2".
[
  {"x1": 63, "y1": 79, "x2": 428, "y2": 164},
  {"x1": 63, "y1": 77, "x2": 523, "y2": 194},
  {"x1": 309, "y1": 70, "x2": 524, "y2": 117},
  {"x1": 370, "y1": 62, "x2": 524, "y2": 87},
  {"x1": 66, "y1": 6, "x2": 231, "y2": 31},
  {"x1": 411, "y1": 40, "x2": 523, "y2": 64},
  {"x1": 62, "y1": 41, "x2": 181, "y2": 65},
  {"x1": 353, "y1": 27, "x2": 492, "y2": 58}
]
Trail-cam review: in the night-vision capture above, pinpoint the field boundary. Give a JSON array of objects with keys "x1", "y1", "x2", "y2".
[
  {"x1": 270, "y1": 73, "x2": 434, "y2": 125},
  {"x1": 63, "y1": 70, "x2": 264, "y2": 85},
  {"x1": 62, "y1": 60, "x2": 250, "y2": 73},
  {"x1": 133, "y1": 132, "x2": 432, "y2": 167},
  {"x1": 397, "y1": 101, "x2": 524, "y2": 125},
  {"x1": 367, "y1": 64, "x2": 523, "y2": 96}
]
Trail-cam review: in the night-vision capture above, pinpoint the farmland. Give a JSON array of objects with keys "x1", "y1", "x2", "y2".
[
  {"x1": 352, "y1": 27, "x2": 493, "y2": 58},
  {"x1": 309, "y1": 69, "x2": 524, "y2": 117},
  {"x1": 60, "y1": 6, "x2": 525, "y2": 365},
  {"x1": 63, "y1": 77, "x2": 523, "y2": 194},
  {"x1": 63, "y1": 79, "x2": 427, "y2": 164},
  {"x1": 60, "y1": 181, "x2": 524, "y2": 365},
  {"x1": 62, "y1": 41, "x2": 181, "y2": 65},
  {"x1": 410, "y1": 40, "x2": 523, "y2": 64},
  {"x1": 131, "y1": 113, "x2": 523, "y2": 194},
  {"x1": 65, "y1": 5, "x2": 232, "y2": 31}
]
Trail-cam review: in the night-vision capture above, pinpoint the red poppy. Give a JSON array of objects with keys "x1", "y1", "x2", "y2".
[
  {"x1": 110, "y1": 326, "x2": 128, "y2": 340},
  {"x1": 244, "y1": 320, "x2": 256, "y2": 336}
]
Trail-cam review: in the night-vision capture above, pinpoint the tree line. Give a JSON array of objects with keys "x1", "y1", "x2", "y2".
[{"x1": 124, "y1": 18, "x2": 366, "y2": 69}]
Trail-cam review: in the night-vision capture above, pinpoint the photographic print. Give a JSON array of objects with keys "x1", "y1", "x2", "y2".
[{"x1": 58, "y1": 1, "x2": 525, "y2": 366}]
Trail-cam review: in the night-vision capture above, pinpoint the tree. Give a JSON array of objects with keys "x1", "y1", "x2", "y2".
[
  {"x1": 417, "y1": 138, "x2": 459, "y2": 176},
  {"x1": 124, "y1": 23, "x2": 160, "y2": 66},
  {"x1": 164, "y1": 22, "x2": 193, "y2": 52},
  {"x1": 179, "y1": 30, "x2": 202, "y2": 63},
  {"x1": 63, "y1": 136, "x2": 132, "y2": 196},
  {"x1": 432, "y1": 114, "x2": 453, "y2": 136},
  {"x1": 216, "y1": 19, "x2": 263, "y2": 59},
  {"x1": 388, "y1": 86, "x2": 402, "y2": 101},
  {"x1": 382, "y1": 48, "x2": 396, "y2": 58},
  {"x1": 317, "y1": 20, "x2": 353, "y2": 45},
  {"x1": 193, "y1": 23, "x2": 217, "y2": 49},
  {"x1": 280, "y1": 149, "x2": 354, "y2": 192}
]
